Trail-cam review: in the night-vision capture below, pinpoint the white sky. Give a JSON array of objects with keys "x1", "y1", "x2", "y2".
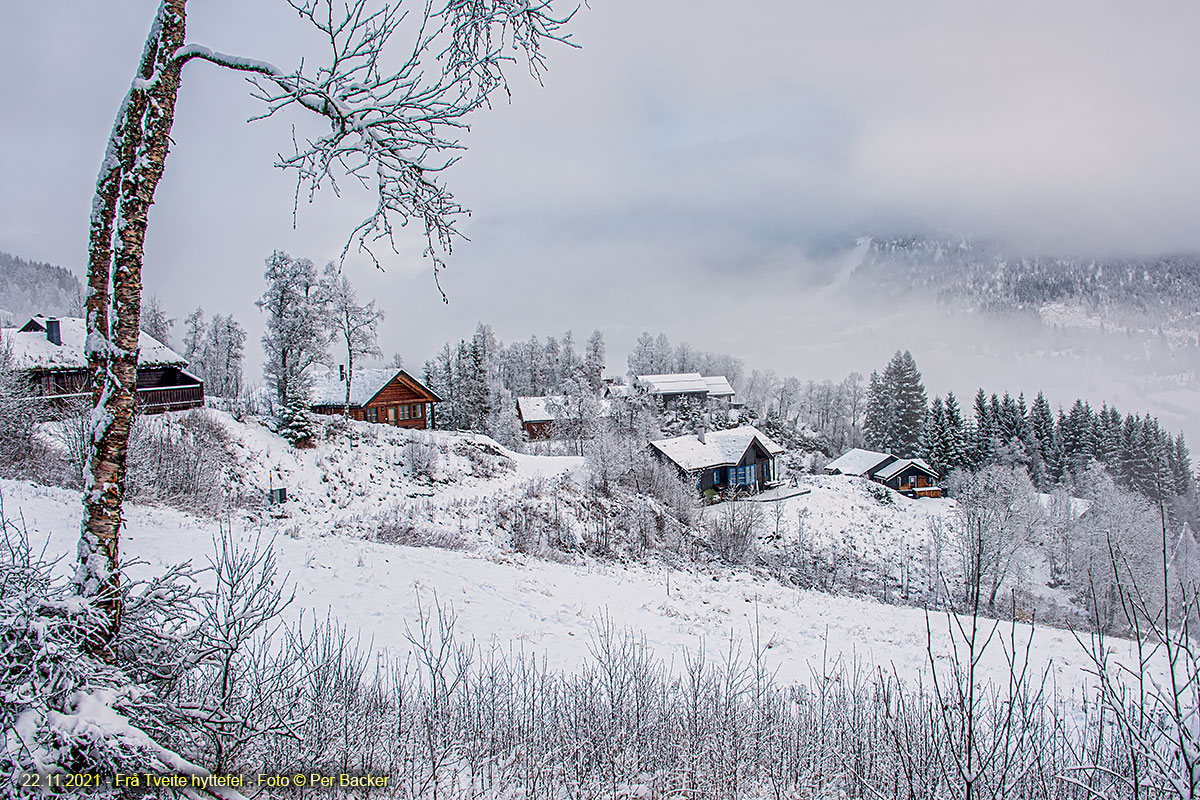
[{"x1": 2, "y1": 1, "x2": 1200, "y2": 399}]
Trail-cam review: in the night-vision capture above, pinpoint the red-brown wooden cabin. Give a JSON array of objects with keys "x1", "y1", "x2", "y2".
[{"x1": 309, "y1": 366, "x2": 440, "y2": 429}]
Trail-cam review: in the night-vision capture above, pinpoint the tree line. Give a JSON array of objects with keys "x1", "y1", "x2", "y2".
[{"x1": 862, "y1": 349, "x2": 1193, "y2": 504}]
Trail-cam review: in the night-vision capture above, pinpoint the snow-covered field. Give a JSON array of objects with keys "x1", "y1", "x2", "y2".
[{"x1": 7, "y1": 412, "x2": 1145, "y2": 701}]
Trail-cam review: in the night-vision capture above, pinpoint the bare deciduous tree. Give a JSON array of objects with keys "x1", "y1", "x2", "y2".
[
  {"x1": 79, "y1": 0, "x2": 577, "y2": 654},
  {"x1": 321, "y1": 264, "x2": 384, "y2": 416}
]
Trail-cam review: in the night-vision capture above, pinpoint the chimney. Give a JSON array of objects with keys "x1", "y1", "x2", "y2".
[
  {"x1": 339, "y1": 364, "x2": 346, "y2": 381},
  {"x1": 697, "y1": 425, "x2": 706, "y2": 444},
  {"x1": 45, "y1": 318, "x2": 61, "y2": 346}
]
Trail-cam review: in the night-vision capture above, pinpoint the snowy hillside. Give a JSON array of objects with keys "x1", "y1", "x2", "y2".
[{"x1": 12, "y1": 411, "x2": 1144, "y2": 699}]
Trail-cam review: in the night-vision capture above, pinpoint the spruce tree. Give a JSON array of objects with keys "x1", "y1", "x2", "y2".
[
  {"x1": 1173, "y1": 433, "x2": 1192, "y2": 496},
  {"x1": 884, "y1": 350, "x2": 926, "y2": 457},
  {"x1": 972, "y1": 388, "x2": 993, "y2": 467},
  {"x1": 924, "y1": 396, "x2": 948, "y2": 474},
  {"x1": 863, "y1": 370, "x2": 890, "y2": 452},
  {"x1": 943, "y1": 392, "x2": 970, "y2": 470}
]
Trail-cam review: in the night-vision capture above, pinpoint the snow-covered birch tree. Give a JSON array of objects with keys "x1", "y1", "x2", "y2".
[
  {"x1": 79, "y1": 0, "x2": 577, "y2": 656},
  {"x1": 321, "y1": 264, "x2": 384, "y2": 415}
]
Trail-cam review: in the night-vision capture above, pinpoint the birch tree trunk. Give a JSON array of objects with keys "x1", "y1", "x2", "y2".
[{"x1": 79, "y1": 0, "x2": 188, "y2": 659}]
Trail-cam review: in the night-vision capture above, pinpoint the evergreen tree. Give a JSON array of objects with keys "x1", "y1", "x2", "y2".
[
  {"x1": 1172, "y1": 433, "x2": 1192, "y2": 496},
  {"x1": 943, "y1": 391, "x2": 970, "y2": 471},
  {"x1": 924, "y1": 396, "x2": 948, "y2": 474},
  {"x1": 972, "y1": 388, "x2": 993, "y2": 467},
  {"x1": 863, "y1": 370, "x2": 890, "y2": 452},
  {"x1": 1029, "y1": 391, "x2": 1057, "y2": 484},
  {"x1": 884, "y1": 350, "x2": 926, "y2": 457}
]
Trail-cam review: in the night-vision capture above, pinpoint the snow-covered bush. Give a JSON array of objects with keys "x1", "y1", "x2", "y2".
[
  {"x1": 0, "y1": 501, "x2": 216, "y2": 797},
  {"x1": 0, "y1": 338, "x2": 39, "y2": 477},
  {"x1": 406, "y1": 434, "x2": 442, "y2": 480},
  {"x1": 125, "y1": 410, "x2": 235, "y2": 511},
  {"x1": 708, "y1": 499, "x2": 764, "y2": 564}
]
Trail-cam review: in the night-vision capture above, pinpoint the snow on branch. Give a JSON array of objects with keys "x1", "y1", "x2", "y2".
[{"x1": 175, "y1": 0, "x2": 578, "y2": 292}]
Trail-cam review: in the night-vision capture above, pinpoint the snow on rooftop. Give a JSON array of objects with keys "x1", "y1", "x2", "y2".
[
  {"x1": 636, "y1": 373, "x2": 709, "y2": 395},
  {"x1": 517, "y1": 395, "x2": 613, "y2": 423},
  {"x1": 824, "y1": 448, "x2": 894, "y2": 476},
  {"x1": 651, "y1": 425, "x2": 784, "y2": 471},
  {"x1": 308, "y1": 367, "x2": 401, "y2": 407},
  {"x1": 4, "y1": 316, "x2": 185, "y2": 371},
  {"x1": 873, "y1": 458, "x2": 939, "y2": 482},
  {"x1": 702, "y1": 376, "x2": 735, "y2": 397}
]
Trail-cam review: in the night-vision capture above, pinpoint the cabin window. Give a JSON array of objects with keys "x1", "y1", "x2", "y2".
[
  {"x1": 398, "y1": 405, "x2": 410, "y2": 421},
  {"x1": 729, "y1": 465, "x2": 757, "y2": 487},
  {"x1": 713, "y1": 469, "x2": 720, "y2": 484},
  {"x1": 367, "y1": 408, "x2": 378, "y2": 423},
  {"x1": 412, "y1": 403, "x2": 423, "y2": 418}
]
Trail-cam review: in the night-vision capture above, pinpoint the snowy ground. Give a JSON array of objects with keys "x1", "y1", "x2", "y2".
[{"x1": 8, "y1": 466, "x2": 1143, "y2": 703}]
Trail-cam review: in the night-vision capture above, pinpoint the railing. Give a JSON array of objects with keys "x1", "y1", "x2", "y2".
[{"x1": 137, "y1": 385, "x2": 204, "y2": 413}]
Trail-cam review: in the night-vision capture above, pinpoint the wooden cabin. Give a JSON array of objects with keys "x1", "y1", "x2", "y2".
[
  {"x1": 636, "y1": 372, "x2": 740, "y2": 408},
  {"x1": 5, "y1": 315, "x2": 204, "y2": 414},
  {"x1": 515, "y1": 395, "x2": 613, "y2": 440},
  {"x1": 872, "y1": 458, "x2": 943, "y2": 498},
  {"x1": 309, "y1": 367, "x2": 440, "y2": 429},
  {"x1": 651, "y1": 426, "x2": 785, "y2": 495},
  {"x1": 825, "y1": 447, "x2": 943, "y2": 498}
]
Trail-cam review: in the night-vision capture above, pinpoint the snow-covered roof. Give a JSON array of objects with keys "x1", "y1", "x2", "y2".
[
  {"x1": 650, "y1": 426, "x2": 785, "y2": 472},
  {"x1": 4, "y1": 315, "x2": 186, "y2": 371},
  {"x1": 873, "y1": 458, "x2": 939, "y2": 482},
  {"x1": 637, "y1": 373, "x2": 709, "y2": 395},
  {"x1": 604, "y1": 383, "x2": 631, "y2": 399},
  {"x1": 825, "y1": 448, "x2": 894, "y2": 476},
  {"x1": 702, "y1": 376, "x2": 736, "y2": 398},
  {"x1": 517, "y1": 395, "x2": 612, "y2": 423},
  {"x1": 309, "y1": 367, "x2": 405, "y2": 407}
]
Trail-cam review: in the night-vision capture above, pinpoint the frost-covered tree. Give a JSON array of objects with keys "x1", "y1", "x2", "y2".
[
  {"x1": 201, "y1": 314, "x2": 246, "y2": 398},
  {"x1": 78, "y1": 0, "x2": 577, "y2": 655},
  {"x1": 181, "y1": 306, "x2": 207, "y2": 377},
  {"x1": 584, "y1": 329, "x2": 606, "y2": 392},
  {"x1": 258, "y1": 252, "x2": 329, "y2": 409},
  {"x1": 140, "y1": 295, "x2": 174, "y2": 347},
  {"x1": 948, "y1": 465, "x2": 1043, "y2": 611},
  {"x1": 321, "y1": 265, "x2": 384, "y2": 415}
]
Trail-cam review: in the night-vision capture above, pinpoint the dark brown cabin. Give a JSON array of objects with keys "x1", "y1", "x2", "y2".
[
  {"x1": 872, "y1": 458, "x2": 943, "y2": 498},
  {"x1": 310, "y1": 367, "x2": 441, "y2": 429},
  {"x1": 7, "y1": 316, "x2": 204, "y2": 415}
]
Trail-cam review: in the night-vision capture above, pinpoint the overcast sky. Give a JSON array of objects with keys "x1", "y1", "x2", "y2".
[{"x1": 3, "y1": 1, "x2": 1200, "y2": 388}]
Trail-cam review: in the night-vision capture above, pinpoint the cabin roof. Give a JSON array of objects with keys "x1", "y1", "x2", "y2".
[
  {"x1": 873, "y1": 457, "x2": 940, "y2": 482},
  {"x1": 650, "y1": 425, "x2": 785, "y2": 472},
  {"x1": 636, "y1": 372, "x2": 709, "y2": 395},
  {"x1": 4, "y1": 315, "x2": 186, "y2": 371},
  {"x1": 702, "y1": 376, "x2": 736, "y2": 397},
  {"x1": 825, "y1": 448, "x2": 895, "y2": 476},
  {"x1": 308, "y1": 367, "x2": 439, "y2": 408},
  {"x1": 516, "y1": 395, "x2": 613, "y2": 423}
]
